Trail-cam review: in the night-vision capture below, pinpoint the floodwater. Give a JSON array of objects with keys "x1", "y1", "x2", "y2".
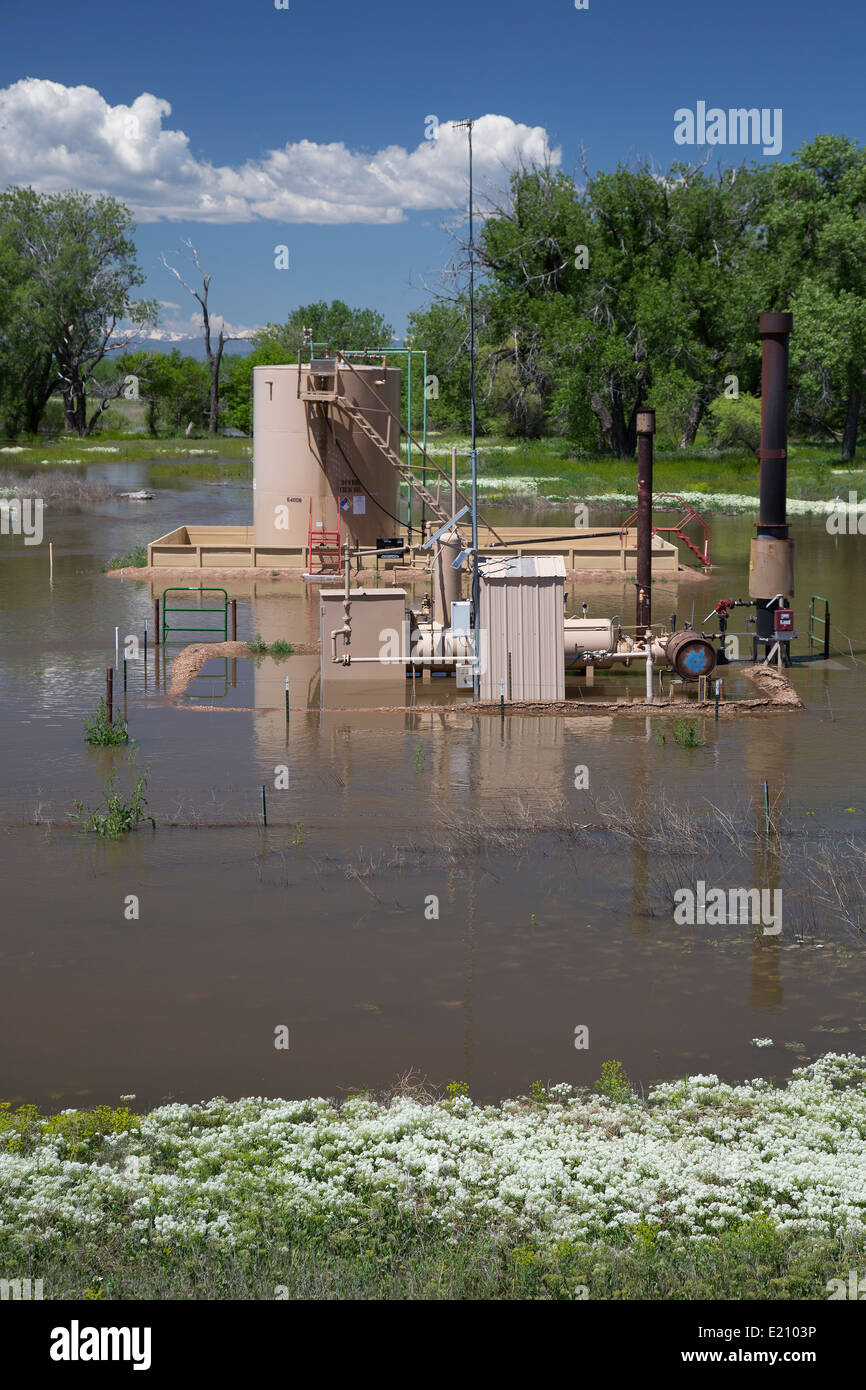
[{"x1": 1, "y1": 459, "x2": 865, "y2": 1110}]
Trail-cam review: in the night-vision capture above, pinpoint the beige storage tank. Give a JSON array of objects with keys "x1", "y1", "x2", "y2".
[
  {"x1": 253, "y1": 363, "x2": 402, "y2": 552},
  {"x1": 563, "y1": 618, "x2": 616, "y2": 663}
]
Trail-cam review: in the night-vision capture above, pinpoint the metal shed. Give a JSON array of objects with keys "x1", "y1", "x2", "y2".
[{"x1": 478, "y1": 556, "x2": 566, "y2": 702}]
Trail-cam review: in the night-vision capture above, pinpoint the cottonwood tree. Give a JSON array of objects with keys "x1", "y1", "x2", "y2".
[
  {"x1": 119, "y1": 349, "x2": 211, "y2": 435},
  {"x1": 254, "y1": 300, "x2": 393, "y2": 359},
  {"x1": 0, "y1": 188, "x2": 156, "y2": 436},
  {"x1": 479, "y1": 159, "x2": 763, "y2": 455},
  {"x1": 763, "y1": 135, "x2": 866, "y2": 459},
  {"x1": 162, "y1": 241, "x2": 246, "y2": 434}
]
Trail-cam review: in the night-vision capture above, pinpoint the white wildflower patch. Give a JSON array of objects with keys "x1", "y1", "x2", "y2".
[
  {"x1": 2, "y1": 1054, "x2": 865, "y2": 1253},
  {"x1": 580, "y1": 491, "x2": 856, "y2": 517},
  {"x1": 464, "y1": 476, "x2": 563, "y2": 493}
]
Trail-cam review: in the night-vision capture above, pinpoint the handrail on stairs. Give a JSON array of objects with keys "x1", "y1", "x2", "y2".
[
  {"x1": 329, "y1": 350, "x2": 504, "y2": 545},
  {"x1": 620, "y1": 492, "x2": 711, "y2": 567}
]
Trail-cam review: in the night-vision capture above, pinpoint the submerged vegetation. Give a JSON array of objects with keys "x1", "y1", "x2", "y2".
[
  {"x1": 0, "y1": 469, "x2": 117, "y2": 509},
  {"x1": 248, "y1": 634, "x2": 294, "y2": 658},
  {"x1": 69, "y1": 755, "x2": 154, "y2": 838},
  {"x1": 103, "y1": 544, "x2": 147, "y2": 571},
  {"x1": 654, "y1": 718, "x2": 705, "y2": 748},
  {"x1": 1, "y1": 1053, "x2": 866, "y2": 1299},
  {"x1": 319, "y1": 790, "x2": 866, "y2": 941},
  {"x1": 82, "y1": 696, "x2": 130, "y2": 747}
]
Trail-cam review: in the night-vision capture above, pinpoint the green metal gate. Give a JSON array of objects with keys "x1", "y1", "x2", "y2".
[
  {"x1": 809, "y1": 595, "x2": 830, "y2": 660},
  {"x1": 161, "y1": 587, "x2": 228, "y2": 644}
]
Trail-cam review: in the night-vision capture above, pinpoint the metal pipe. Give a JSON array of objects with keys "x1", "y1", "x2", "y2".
[
  {"x1": 330, "y1": 626, "x2": 351, "y2": 662},
  {"x1": 455, "y1": 117, "x2": 480, "y2": 700},
  {"x1": 758, "y1": 313, "x2": 793, "y2": 537},
  {"x1": 636, "y1": 408, "x2": 655, "y2": 631},
  {"x1": 645, "y1": 648, "x2": 653, "y2": 702},
  {"x1": 752, "y1": 312, "x2": 795, "y2": 659},
  {"x1": 451, "y1": 445, "x2": 457, "y2": 517}
]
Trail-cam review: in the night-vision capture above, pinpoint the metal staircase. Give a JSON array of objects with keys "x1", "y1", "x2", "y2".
[
  {"x1": 298, "y1": 351, "x2": 503, "y2": 542},
  {"x1": 620, "y1": 493, "x2": 711, "y2": 568},
  {"x1": 307, "y1": 499, "x2": 342, "y2": 575}
]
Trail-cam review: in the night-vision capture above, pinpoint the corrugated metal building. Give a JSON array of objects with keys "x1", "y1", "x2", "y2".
[{"x1": 478, "y1": 556, "x2": 565, "y2": 702}]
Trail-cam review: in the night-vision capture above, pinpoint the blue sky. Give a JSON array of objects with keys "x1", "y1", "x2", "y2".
[{"x1": 0, "y1": 0, "x2": 862, "y2": 341}]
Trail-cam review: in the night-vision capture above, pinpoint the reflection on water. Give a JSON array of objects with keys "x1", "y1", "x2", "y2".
[{"x1": 1, "y1": 470, "x2": 865, "y2": 1107}]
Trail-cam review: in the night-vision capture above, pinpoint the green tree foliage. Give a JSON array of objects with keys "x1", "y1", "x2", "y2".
[
  {"x1": 0, "y1": 188, "x2": 156, "y2": 437},
  {"x1": 221, "y1": 302, "x2": 394, "y2": 434},
  {"x1": 407, "y1": 299, "x2": 491, "y2": 434},
  {"x1": 480, "y1": 162, "x2": 767, "y2": 455},
  {"x1": 222, "y1": 340, "x2": 286, "y2": 434},
  {"x1": 254, "y1": 300, "x2": 393, "y2": 358},
  {"x1": 706, "y1": 392, "x2": 762, "y2": 451},
  {"x1": 762, "y1": 135, "x2": 866, "y2": 458},
  {"x1": 0, "y1": 225, "x2": 56, "y2": 436},
  {"x1": 119, "y1": 349, "x2": 211, "y2": 435}
]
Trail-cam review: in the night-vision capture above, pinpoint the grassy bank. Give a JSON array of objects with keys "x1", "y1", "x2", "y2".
[
  {"x1": 435, "y1": 438, "x2": 863, "y2": 512},
  {"x1": 0, "y1": 470, "x2": 118, "y2": 509},
  {"x1": 0, "y1": 437, "x2": 251, "y2": 467},
  {"x1": 2, "y1": 1052, "x2": 866, "y2": 1300},
  {"x1": 1, "y1": 434, "x2": 862, "y2": 513}
]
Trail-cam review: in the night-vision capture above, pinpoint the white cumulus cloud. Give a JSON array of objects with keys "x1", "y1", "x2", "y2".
[{"x1": 0, "y1": 79, "x2": 560, "y2": 224}]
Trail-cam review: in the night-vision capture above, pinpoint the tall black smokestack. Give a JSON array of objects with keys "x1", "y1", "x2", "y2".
[
  {"x1": 635, "y1": 408, "x2": 655, "y2": 632},
  {"x1": 749, "y1": 312, "x2": 795, "y2": 655},
  {"x1": 757, "y1": 312, "x2": 793, "y2": 540}
]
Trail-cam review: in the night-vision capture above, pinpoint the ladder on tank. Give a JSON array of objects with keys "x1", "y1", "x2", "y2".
[
  {"x1": 297, "y1": 349, "x2": 504, "y2": 544},
  {"x1": 307, "y1": 498, "x2": 342, "y2": 576}
]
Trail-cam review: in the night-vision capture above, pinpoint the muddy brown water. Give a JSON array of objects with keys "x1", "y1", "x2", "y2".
[{"x1": 1, "y1": 463, "x2": 866, "y2": 1109}]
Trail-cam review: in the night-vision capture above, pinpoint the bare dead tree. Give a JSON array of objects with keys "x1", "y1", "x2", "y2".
[{"x1": 161, "y1": 240, "x2": 243, "y2": 435}]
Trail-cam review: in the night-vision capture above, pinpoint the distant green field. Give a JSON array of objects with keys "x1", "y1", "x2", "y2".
[
  {"x1": 420, "y1": 435, "x2": 862, "y2": 510},
  {"x1": 0, "y1": 437, "x2": 251, "y2": 466},
  {"x1": 1, "y1": 433, "x2": 860, "y2": 512}
]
